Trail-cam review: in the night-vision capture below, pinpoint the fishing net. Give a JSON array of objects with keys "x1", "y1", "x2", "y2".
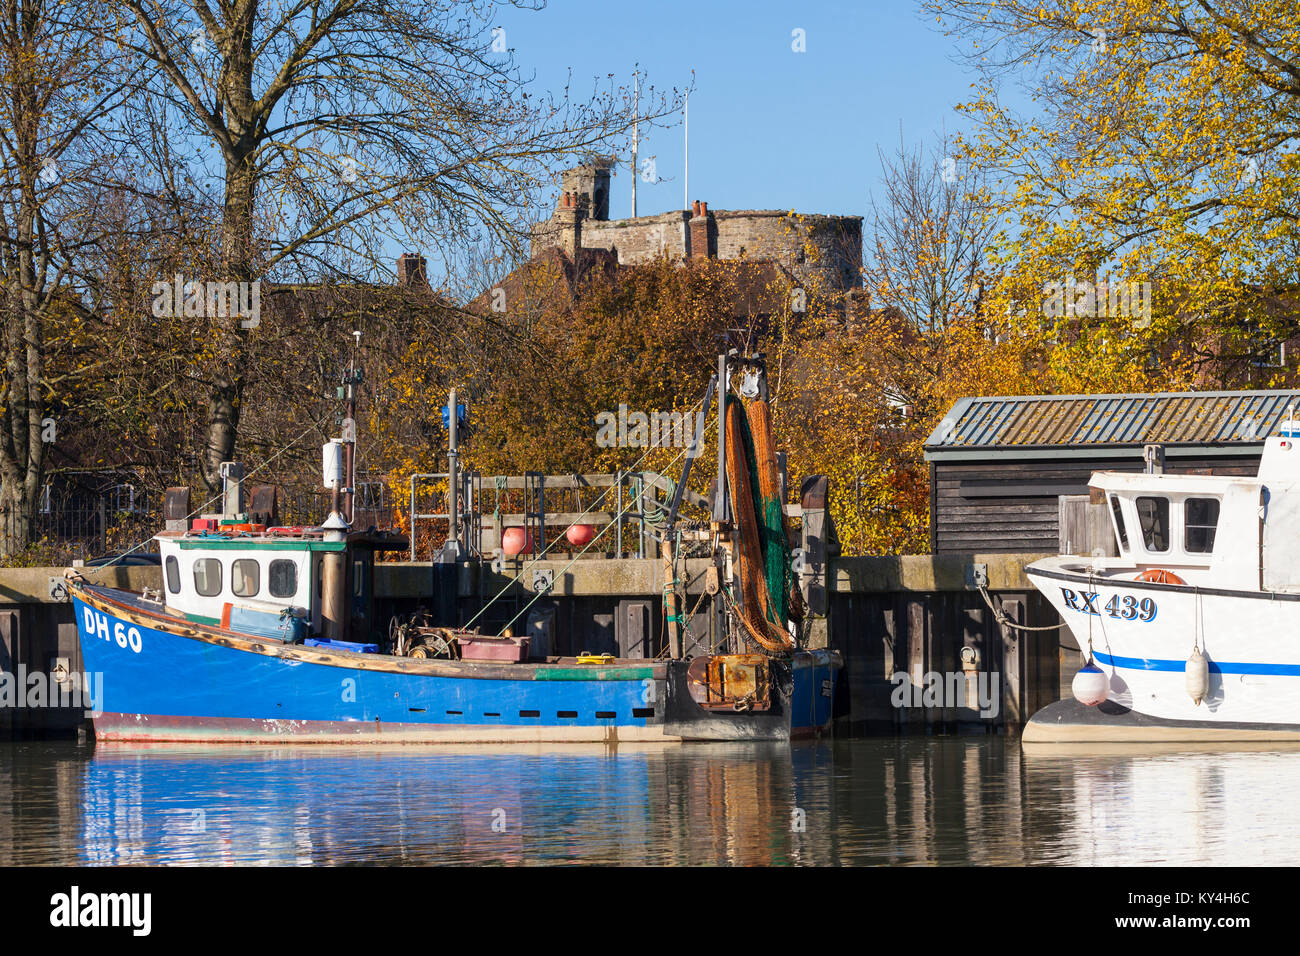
[
  {"x1": 726, "y1": 398, "x2": 795, "y2": 652},
  {"x1": 739, "y1": 397, "x2": 792, "y2": 627}
]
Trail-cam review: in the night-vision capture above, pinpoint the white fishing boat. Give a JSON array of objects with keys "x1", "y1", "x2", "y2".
[{"x1": 1023, "y1": 416, "x2": 1300, "y2": 742}]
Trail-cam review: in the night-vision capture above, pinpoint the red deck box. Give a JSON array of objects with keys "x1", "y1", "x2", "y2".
[{"x1": 458, "y1": 635, "x2": 530, "y2": 663}]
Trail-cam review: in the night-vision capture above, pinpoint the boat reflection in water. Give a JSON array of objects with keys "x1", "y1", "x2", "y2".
[
  {"x1": 2, "y1": 739, "x2": 1299, "y2": 865},
  {"x1": 76, "y1": 741, "x2": 842, "y2": 866},
  {"x1": 1019, "y1": 742, "x2": 1300, "y2": 866}
]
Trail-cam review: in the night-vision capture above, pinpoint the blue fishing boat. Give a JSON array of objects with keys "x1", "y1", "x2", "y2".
[{"x1": 67, "y1": 350, "x2": 841, "y2": 743}]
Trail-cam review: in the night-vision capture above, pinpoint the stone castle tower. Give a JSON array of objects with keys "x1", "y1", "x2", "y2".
[
  {"x1": 531, "y1": 163, "x2": 863, "y2": 294},
  {"x1": 559, "y1": 160, "x2": 612, "y2": 222}
]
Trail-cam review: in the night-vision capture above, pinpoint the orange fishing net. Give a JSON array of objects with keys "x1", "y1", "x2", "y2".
[{"x1": 726, "y1": 400, "x2": 795, "y2": 653}]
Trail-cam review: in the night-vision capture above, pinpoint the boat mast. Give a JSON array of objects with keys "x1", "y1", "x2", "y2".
[
  {"x1": 447, "y1": 387, "x2": 460, "y2": 560},
  {"x1": 342, "y1": 330, "x2": 362, "y2": 525},
  {"x1": 321, "y1": 332, "x2": 362, "y2": 641}
]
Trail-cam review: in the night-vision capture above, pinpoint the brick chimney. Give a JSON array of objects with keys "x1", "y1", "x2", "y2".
[
  {"x1": 555, "y1": 190, "x2": 582, "y2": 260},
  {"x1": 396, "y1": 252, "x2": 428, "y2": 287},
  {"x1": 689, "y1": 200, "x2": 713, "y2": 260}
]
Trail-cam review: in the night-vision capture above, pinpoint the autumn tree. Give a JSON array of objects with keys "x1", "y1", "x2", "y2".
[
  {"x1": 116, "y1": 0, "x2": 682, "y2": 491},
  {"x1": 0, "y1": 7, "x2": 139, "y2": 556},
  {"x1": 773, "y1": 138, "x2": 1022, "y2": 553},
  {"x1": 468, "y1": 255, "x2": 768, "y2": 477},
  {"x1": 928, "y1": 0, "x2": 1300, "y2": 387},
  {"x1": 865, "y1": 136, "x2": 994, "y2": 336}
]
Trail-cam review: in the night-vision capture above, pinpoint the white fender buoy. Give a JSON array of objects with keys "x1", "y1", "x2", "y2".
[
  {"x1": 1186, "y1": 647, "x2": 1209, "y2": 706},
  {"x1": 1072, "y1": 664, "x2": 1109, "y2": 706}
]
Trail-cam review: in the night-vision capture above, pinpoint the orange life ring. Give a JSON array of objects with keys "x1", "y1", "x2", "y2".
[{"x1": 1135, "y1": 568, "x2": 1186, "y2": 585}]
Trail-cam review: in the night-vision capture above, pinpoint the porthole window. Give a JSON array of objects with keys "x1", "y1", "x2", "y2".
[
  {"x1": 232, "y1": 559, "x2": 260, "y2": 597},
  {"x1": 193, "y1": 557, "x2": 222, "y2": 597},
  {"x1": 269, "y1": 559, "x2": 298, "y2": 598},
  {"x1": 1185, "y1": 497, "x2": 1221, "y2": 553},
  {"x1": 1135, "y1": 497, "x2": 1170, "y2": 552},
  {"x1": 165, "y1": 555, "x2": 181, "y2": 594}
]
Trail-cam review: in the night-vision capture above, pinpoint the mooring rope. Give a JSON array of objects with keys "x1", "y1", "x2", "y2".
[{"x1": 976, "y1": 583, "x2": 1070, "y2": 632}]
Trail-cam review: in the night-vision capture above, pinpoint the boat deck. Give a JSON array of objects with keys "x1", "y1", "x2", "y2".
[{"x1": 76, "y1": 584, "x2": 668, "y2": 679}]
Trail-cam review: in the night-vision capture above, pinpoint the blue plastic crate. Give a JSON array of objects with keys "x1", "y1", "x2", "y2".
[{"x1": 303, "y1": 638, "x2": 379, "y2": 654}]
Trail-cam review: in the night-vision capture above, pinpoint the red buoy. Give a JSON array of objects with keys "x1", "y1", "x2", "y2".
[
  {"x1": 501, "y1": 527, "x2": 532, "y2": 557},
  {"x1": 566, "y1": 524, "x2": 596, "y2": 547}
]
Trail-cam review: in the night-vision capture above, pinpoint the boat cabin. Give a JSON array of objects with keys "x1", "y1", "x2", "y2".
[
  {"x1": 1090, "y1": 423, "x2": 1300, "y2": 592},
  {"x1": 155, "y1": 527, "x2": 407, "y2": 646}
]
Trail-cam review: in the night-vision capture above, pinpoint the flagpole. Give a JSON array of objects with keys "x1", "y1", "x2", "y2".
[{"x1": 632, "y1": 71, "x2": 639, "y2": 218}]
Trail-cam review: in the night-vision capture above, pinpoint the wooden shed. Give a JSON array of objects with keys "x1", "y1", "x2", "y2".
[{"x1": 923, "y1": 390, "x2": 1300, "y2": 554}]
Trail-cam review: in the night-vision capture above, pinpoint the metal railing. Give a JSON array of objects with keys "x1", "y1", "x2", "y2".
[
  {"x1": 1, "y1": 496, "x2": 160, "y2": 566},
  {"x1": 3, "y1": 471, "x2": 707, "y2": 565},
  {"x1": 1, "y1": 480, "x2": 399, "y2": 565},
  {"x1": 406, "y1": 470, "x2": 710, "y2": 562}
]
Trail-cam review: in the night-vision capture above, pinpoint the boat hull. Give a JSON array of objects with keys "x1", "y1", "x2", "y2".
[
  {"x1": 72, "y1": 585, "x2": 840, "y2": 744},
  {"x1": 89, "y1": 712, "x2": 670, "y2": 744},
  {"x1": 1027, "y1": 560, "x2": 1300, "y2": 732},
  {"x1": 1022, "y1": 698, "x2": 1300, "y2": 743}
]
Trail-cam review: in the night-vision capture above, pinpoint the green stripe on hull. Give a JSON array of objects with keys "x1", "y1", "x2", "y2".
[{"x1": 534, "y1": 666, "x2": 654, "y2": 681}]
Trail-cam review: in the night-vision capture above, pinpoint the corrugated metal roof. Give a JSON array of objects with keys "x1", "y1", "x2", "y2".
[{"x1": 925, "y1": 390, "x2": 1300, "y2": 449}]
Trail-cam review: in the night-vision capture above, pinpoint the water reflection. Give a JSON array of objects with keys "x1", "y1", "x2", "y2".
[
  {"x1": 1019, "y1": 742, "x2": 1300, "y2": 866},
  {"x1": 0, "y1": 738, "x2": 1298, "y2": 865}
]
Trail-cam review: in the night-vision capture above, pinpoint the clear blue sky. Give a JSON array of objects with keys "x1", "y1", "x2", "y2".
[{"x1": 497, "y1": 0, "x2": 997, "y2": 223}]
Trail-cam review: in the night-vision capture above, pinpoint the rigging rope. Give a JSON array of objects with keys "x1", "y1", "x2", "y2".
[
  {"x1": 497, "y1": 438, "x2": 701, "y2": 637},
  {"x1": 459, "y1": 392, "x2": 713, "y2": 632},
  {"x1": 90, "y1": 411, "x2": 337, "y2": 572}
]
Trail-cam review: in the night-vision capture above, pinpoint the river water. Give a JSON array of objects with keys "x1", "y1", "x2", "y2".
[{"x1": 0, "y1": 737, "x2": 1296, "y2": 865}]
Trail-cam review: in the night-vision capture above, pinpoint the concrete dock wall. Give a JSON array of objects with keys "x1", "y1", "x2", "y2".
[{"x1": 828, "y1": 554, "x2": 1060, "y2": 734}]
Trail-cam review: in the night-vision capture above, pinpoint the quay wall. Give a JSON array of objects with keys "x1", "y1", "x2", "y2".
[{"x1": 0, "y1": 554, "x2": 1063, "y2": 738}]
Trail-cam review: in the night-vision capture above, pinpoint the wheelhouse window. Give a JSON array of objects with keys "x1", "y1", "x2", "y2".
[
  {"x1": 232, "y1": 559, "x2": 260, "y2": 597},
  {"x1": 1109, "y1": 496, "x2": 1129, "y2": 552},
  {"x1": 269, "y1": 559, "x2": 297, "y2": 598},
  {"x1": 165, "y1": 555, "x2": 181, "y2": 594},
  {"x1": 1135, "y1": 496, "x2": 1170, "y2": 552},
  {"x1": 193, "y1": 558, "x2": 223, "y2": 597},
  {"x1": 1185, "y1": 497, "x2": 1221, "y2": 553}
]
